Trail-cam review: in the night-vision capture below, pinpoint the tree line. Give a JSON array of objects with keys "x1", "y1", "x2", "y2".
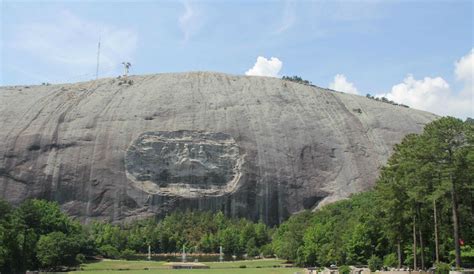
[
  {"x1": 0, "y1": 201, "x2": 272, "y2": 273},
  {"x1": 272, "y1": 117, "x2": 473, "y2": 269},
  {"x1": 0, "y1": 117, "x2": 472, "y2": 273},
  {"x1": 365, "y1": 94, "x2": 410, "y2": 108}
]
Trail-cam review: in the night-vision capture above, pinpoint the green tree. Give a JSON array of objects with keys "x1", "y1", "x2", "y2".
[
  {"x1": 345, "y1": 223, "x2": 373, "y2": 264},
  {"x1": 90, "y1": 221, "x2": 127, "y2": 254},
  {"x1": 0, "y1": 199, "x2": 84, "y2": 272},
  {"x1": 423, "y1": 117, "x2": 473, "y2": 268},
  {"x1": 219, "y1": 227, "x2": 242, "y2": 255},
  {"x1": 36, "y1": 231, "x2": 81, "y2": 269},
  {"x1": 272, "y1": 211, "x2": 312, "y2": 261}
]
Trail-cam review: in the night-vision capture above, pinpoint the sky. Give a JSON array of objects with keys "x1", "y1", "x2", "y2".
[{"x1": 1, "y1": 0, "x2": 473, "y2": 119}]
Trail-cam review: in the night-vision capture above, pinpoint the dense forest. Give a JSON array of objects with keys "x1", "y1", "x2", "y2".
[
  {"x1": 0, "y1": 201, "x2": 273, "y2": 272},
  {"x1": 0, "y1": 117, "x2": 472, "y2": 273},
  {"x1": 273, "y1": 117, "x2": 474, "y2": 269}
]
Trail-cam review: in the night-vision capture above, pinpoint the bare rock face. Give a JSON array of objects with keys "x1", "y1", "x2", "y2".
[{"x1": 0, "y1": 72, "x2": 437, "y2": 225}]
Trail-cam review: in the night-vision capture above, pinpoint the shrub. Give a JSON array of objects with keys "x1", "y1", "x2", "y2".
[
  {"x1": 120, "y1": 249, "x2": 135, "y2": 260},
  {"x1": 435, "y1": 262, "x2": 451, "y2": 274},
  {"x1": 282, "y1": 75, "x2": 312, "y2": 85},
  {"x1": 75, "y1": 253, "x2": 86, "y2": 264},
  {"x1": 339, "y1": 265, "x2": 351, "y2": 274},
  {"x1": 368, "y1": 255, "x2": 383, "y2": 272},
  {"x1": 98, "y1": 244, "x2": 120, "y2": 259},
  {"x1": 260, "y1": 244, "x2": 274, "y2": 257},
  {"x1": 383, "y1": 253, "x2": 397, "y2": 268},
  {"x1": 449, "y1": 245, "x2": 474, "y2": 266},
  {"x1": 239, "y1": 265, "x2": 247, "y2": 268},
  {"x1": 247, "y1": 246, "x2": 260, "y2": 257}
]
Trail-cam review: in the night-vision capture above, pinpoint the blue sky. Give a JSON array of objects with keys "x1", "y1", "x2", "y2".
[{"x1": 1, "y1": 0, "x2": 473, "y2": 118}]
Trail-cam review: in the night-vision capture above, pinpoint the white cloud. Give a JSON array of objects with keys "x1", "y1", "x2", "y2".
[
  {"x1": 245, "y1": 56, "x2": 282, "y2": 77},
  {"x1": 179, "y1": 1, "x2": 201, "y2": 43},
  {"x1": 11, "y1": 10, "x2": 137, "y2": 81},
  {"x1": 376, "y1": 49, "x2": 473, "y2": 119},
  {"x1": 377, "y1": 75, "x2": 452, "y2": 112},
  {"x1": 329, "y1": 74, "x2": 359, "y2": 94},
  {"x1": 455, "y1": 49, "x2": 473, "y2": 88}
]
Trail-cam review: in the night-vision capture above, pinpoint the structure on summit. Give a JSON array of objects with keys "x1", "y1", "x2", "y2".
[
  {"x1": 0, "y1": 72, "x2": 437, "y2": 225},
  {"x1": 122, "y1": 62, "x2": 131, "y2": 76}
]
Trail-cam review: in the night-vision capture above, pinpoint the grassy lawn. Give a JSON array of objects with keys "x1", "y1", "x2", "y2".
[
  {"x1": 78, "y1": 259, "x2": 166, "y2": 271},
  {"x1": 205, "y1": 258, "x2": 289, "y2": 268},
  {"x1": 70, "y1": 258, "x2": 305, "y2": 274},
  {"x1": 71, "y1": 269, "x2": 305, "y2": 274}
]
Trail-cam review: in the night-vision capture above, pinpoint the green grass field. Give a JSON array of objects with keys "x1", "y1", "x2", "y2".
[{"x1": 70, "y1": 258, "x2": 305, "y2": 274}]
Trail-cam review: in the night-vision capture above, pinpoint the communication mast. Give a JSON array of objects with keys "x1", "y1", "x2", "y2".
[{"x1": 95, "y1": 35, "x2": 101, "y2": 80}]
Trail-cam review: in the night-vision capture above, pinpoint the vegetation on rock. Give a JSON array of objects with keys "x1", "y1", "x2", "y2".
[
  {"x1": 282, "y1": 75, "x2": 313, "y2": 85},
  {"x1": 366, "y1": 93, "x2": 410, "y2": 108}
]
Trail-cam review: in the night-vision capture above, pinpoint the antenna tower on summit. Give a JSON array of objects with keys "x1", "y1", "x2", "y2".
[{"x1": 96, "y1": 35, "x2": 101, "y2": 80}]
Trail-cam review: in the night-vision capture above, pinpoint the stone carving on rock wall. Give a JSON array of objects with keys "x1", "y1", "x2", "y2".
[{"x1": 125, "y1": 130, "x2": 244, "y2": 198}]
